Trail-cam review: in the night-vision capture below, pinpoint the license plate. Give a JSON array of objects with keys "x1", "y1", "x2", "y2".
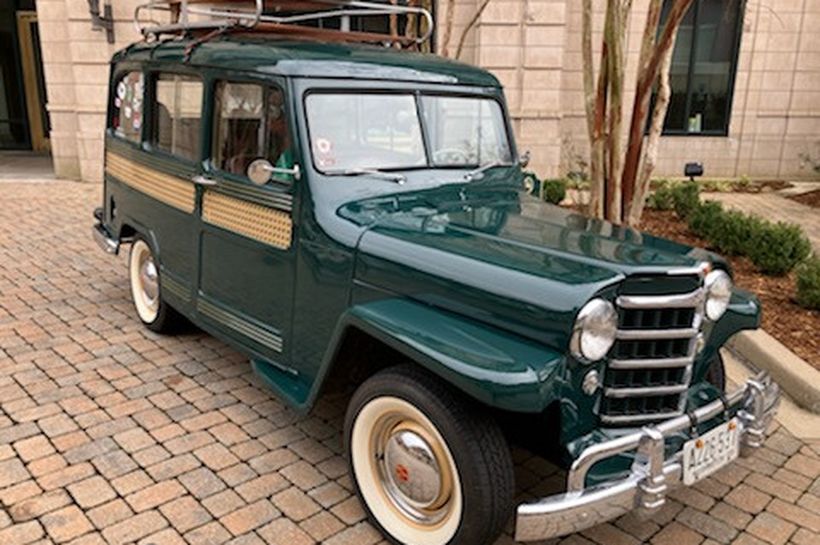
[{"x1": 682, "y1": 418, "x2": 740, "y2": 485}]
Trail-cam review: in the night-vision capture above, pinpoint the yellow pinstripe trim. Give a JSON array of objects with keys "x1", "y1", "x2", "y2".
[
  {"x1": 106, "y1": 152, "x2": 195, "y2": 213},
  {"x1": 203, "y1": 191, "x2": 292, "y2": 249}
]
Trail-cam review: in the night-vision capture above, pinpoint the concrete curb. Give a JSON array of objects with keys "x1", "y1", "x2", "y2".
[{"x1": 727, "y1": 329, "x2": 820, "y2": 414}]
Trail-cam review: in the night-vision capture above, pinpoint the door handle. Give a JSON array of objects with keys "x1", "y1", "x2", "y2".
[{"x1": 191, "y1": 175, "x2": 218, "y2": 187}]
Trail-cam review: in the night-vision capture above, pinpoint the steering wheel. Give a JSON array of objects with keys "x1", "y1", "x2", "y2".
[{"x1": 433, "y1": 148, "x2": 471, "y2": 165}]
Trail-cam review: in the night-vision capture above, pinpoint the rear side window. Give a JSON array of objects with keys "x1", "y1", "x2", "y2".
[
  {"x1": 152, "y1": 74, "x2": 203, "y2": 161},
  {"x1": 111, "y1": 72, "x2": 144, "y2": 143}
]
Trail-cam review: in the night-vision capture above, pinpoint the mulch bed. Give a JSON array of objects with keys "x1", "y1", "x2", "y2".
[
  {"x1": 789, "y1": 189, "x2": 820, "y2": 209},
  {"x1": 640, "y1": 210, "x2": 820, "y2": 370}
]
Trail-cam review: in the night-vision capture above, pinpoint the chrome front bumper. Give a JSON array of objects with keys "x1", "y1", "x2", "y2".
[{"x1": 515, "y1": 373, "x2": 780, "y2": 542}]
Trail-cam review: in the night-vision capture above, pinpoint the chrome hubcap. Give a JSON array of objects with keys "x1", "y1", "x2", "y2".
[
  {"x1": 376, "y1": 421, "x2": 453, "y2": 525},
  {"x1": 139, "y1": 257, "x2": 159, "y2": 305},
  {"x1": 384, "y1": 429, "x2": 442, "y2": 508}
]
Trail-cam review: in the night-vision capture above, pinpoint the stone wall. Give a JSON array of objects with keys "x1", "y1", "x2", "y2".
[
  {"x1": 36, "y1": 0, "x2": 820, "y2": 182},
  {"x1": 37, "y1": 0, "x2": 144, "y2": 182}
]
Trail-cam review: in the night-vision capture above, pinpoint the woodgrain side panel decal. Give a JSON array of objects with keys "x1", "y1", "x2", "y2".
[
  {"x1": 202, "y1": 191, "x2": 293, "y2": 250},
  {"x1": 106, "y1": 152, "x2": 196, "y2": 213}
]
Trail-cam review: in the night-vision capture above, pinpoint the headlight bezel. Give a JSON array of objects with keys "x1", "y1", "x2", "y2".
[
  {"x1": 704, "y1": 269, "x2": 733, "y2": 321},
  {"x1": 570, "y1": 298, "x2": 618, "y2": 363}
]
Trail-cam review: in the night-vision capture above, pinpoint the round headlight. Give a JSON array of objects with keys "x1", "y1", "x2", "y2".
[
  {"x1": 705, "y1": 269, "x2": 732, "y2": 321},
  {"x1": 571, "y1": 299, "x2": 618, "y2": 363}
]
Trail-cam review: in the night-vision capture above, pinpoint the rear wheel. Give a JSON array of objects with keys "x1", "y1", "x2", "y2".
[
  {"x1": 344, "y1": 365, "x2": 514, "y2": 545},
  {"x1": 129, "y1": 237, "x2": 181, "y2": 333}
]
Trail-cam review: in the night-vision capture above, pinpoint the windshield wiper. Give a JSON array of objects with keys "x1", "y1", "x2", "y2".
[
  {"x1": 463, "y1": 160, "x2": 511, "y2": 181},
  {"x1": 325, "y1": 168, "x2": 406, "y2": 185}
]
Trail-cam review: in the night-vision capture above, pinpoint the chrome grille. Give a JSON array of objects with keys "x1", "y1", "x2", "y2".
[{"x1": 601, "y1": 280, "x2": 705, "y2": 426}]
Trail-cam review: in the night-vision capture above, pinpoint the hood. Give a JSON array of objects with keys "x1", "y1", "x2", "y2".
[{"x1": 341, "y1": 181, "x2": 714, "y2": 347}]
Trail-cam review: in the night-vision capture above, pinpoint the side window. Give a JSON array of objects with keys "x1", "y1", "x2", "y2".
[
  {"x1": 213, "y1": 81, "x2": 292, "y2": 180},
  {"x1": 111, "y1": 72, "x2": 144, "y2": 143},
  {"x1": 152, "y1": 74, "x2": 203, "y2": 161}
]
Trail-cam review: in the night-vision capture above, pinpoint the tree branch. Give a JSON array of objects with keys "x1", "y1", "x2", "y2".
[{"x1": 455, "y1": 0, "x2": 493, "y2": 60}]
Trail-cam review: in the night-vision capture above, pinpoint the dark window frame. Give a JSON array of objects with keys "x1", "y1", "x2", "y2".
[{"x1": 659, "y1": 0, "x2": 745, "y2": 137}]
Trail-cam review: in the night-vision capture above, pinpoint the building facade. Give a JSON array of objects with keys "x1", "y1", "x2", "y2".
[{"x1": 3, "y1": 0, "x2": 819, "y2": 182}]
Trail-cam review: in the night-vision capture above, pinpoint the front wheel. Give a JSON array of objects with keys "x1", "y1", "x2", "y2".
[
  {"x1": 344, "y1": 365, "x2": 514, "y2": 545},
  {"x1": 128, "y1": 237, "x2": 181, "y2": 333}
]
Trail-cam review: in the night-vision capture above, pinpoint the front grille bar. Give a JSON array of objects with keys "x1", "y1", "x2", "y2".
[
  {"x1": 609, "y1": 356, "x2": 693, "y2": 370},
  {"x1": 604, "y1": 384, "x2": 689, "y2": 398},
  {"x1": 602, "y1": 280, "x2": 706, "y2": 426},
  {"x1": 616, "y1": 328, "x2": 699, "y2": 340},
  {"x1": 616, "y1": 288, "x2": 704, "y2": 309}
]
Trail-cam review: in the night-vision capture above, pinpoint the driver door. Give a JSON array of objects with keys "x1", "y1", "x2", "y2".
[{"x1": 196, "y1": 78, "x2": 297, "y2": 365}]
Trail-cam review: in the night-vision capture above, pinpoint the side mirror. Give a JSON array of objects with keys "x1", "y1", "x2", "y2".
[
  {"x1": 519, "y1": 150, "x2": 531, "y2": 169},
  {"x1": 247, "y1": 158, "x2": 301, "y2": 186}
]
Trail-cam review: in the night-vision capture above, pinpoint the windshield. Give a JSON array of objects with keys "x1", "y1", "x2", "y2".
[{"x1": 305, "y1": 93, "x2": 512, "y2": 173}]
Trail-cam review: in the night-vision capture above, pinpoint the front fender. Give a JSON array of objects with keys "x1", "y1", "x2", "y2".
[
  {"x1": 693, "y1": 287, "x2": 761, "y2": 383},
  {"x1": 313, "y1": 298, "x2": 567, "y2": 413}
]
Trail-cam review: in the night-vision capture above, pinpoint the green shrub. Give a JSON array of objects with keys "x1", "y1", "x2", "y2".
[
  {"x1": 647, "y1": 181, "x2": 675, "y2": 211},
  {"x1": 542, "y1": 178, "x2": 567, "y2": 205},
  {"x1": 672, "y1": 181, "x2": 701, "y2": 219},
  {"x1": 748, "y1": 222, "x2": 812, "y2": 276},
  {"x1": 796, "y1": 256, "x2": 820, "y2": 310},
  {"x1": 710, "y1": 210, "x2": 766, "y2": 256},
  {"x1": 687, "y1": 201, "x2": 724, "y2": 240}
]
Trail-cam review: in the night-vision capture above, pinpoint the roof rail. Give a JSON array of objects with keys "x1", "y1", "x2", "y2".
[{"x1": 134, "y1": 0, "x2": 434, "y2": 46}]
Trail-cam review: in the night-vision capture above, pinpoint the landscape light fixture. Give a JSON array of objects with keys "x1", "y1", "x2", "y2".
[{"x1": 685, "y1": 162, "x2": 704, "y2": 182}]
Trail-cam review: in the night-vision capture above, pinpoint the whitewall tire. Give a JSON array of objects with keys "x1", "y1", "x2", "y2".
[
  {"x1": 344, "y1": 365, "x2": 514, "y2": 545},
  {"x1": 128, "y1": 236, "x2": 181, "y2": 333}
]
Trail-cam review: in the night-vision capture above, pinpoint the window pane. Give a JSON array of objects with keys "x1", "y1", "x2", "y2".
[
  {"x1": 305, "y1": 93, "x2": 426, "y2": 171},
  {"x1": 661, "y1": 0, "x2": 742, "y2": 135},
  {"x1": 153, "y1": 74, "x2": 202, "y2": 161},
  {"x1": 214, "y1": 83, "x2": 263, "y2": 175},
  {"x1": 689, "y1": 0, "x2": 740, "y2": 133},
  {"x1": 665, "y1": 5, "x2": 696, "y2": 132},
  {"x1": 213, "y1": 83, "x2": 292, "y2": 180},
  {"x1": 112, "y1": 72, "x2": 144, "y2": 143},
  {"x1": 421, "y1": 96, "x2": 512, "y2": 166}
]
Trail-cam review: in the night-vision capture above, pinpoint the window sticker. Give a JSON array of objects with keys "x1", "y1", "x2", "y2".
[
  {"x1": 315, "y1": 137, "x2": 335, "y2": 168},
  {"x1": 112, "y1": 72, "x2": 145, "y2": 143}
]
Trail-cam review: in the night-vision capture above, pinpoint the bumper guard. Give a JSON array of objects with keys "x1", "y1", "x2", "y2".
[
  {"x1": 515, "y1": 372, "x2": 780, "y2": 542},
  {"x1": 93, "y1": 223, "x2": 119, "y2": 255}
]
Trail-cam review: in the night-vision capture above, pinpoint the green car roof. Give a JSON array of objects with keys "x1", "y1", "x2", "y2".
[{"x1": 115, "y1": 36, "x2": 501, "y2": 87}]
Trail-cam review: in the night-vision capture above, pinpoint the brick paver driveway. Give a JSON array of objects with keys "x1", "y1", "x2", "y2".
[{"x1": 1, "y1": 181, "x2": 819, "y2": 545}]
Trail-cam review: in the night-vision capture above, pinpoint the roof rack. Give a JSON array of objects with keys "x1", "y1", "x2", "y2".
[{"x1": 134, "y1": 0, "x2": 434, "y2": 46}]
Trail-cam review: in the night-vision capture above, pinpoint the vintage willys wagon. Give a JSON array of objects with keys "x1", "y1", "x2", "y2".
[{"x1": 93, "y1": 2, "x2": 780, "y2": 544}]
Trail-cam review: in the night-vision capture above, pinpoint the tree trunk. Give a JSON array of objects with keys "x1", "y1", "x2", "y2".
[
  {"x1": 582, "y1": 0, "x2": 596, "y2": 144},
  {"x1": 620, "y1": 0, "x2": 662, "y2": 219},
  {"x1": 589, "y1": 3, "x2": 613, "y2": 219},
  {"x1": 629, "y1": 33, "x2": 677, "y2": 226},
  {"x1": 604, "y1": 0, "x2": 626, "y2": 223},
  {"x1": 620, "y1": 0, "x2": 695, "y2": 223},
  {"x1": 440, "y1": 0, "x2": 457, "y2": 57}
]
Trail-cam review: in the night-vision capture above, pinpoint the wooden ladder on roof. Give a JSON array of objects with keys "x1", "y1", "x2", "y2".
[{"x1": 134, "y1": 0, "x2": 434, "y2": 46}]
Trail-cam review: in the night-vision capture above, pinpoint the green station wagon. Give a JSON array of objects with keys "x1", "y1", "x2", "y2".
[{"x1": 92, "y1": 3, "x2": 780, "y2": 544}]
